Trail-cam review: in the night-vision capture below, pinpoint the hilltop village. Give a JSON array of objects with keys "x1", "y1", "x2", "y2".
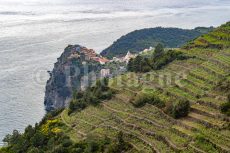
[
  {"x1": 68, "y1": 45, "x2": 154, "y2": 78},
  {"x1": 68, "y1": 45, "x2": 141, "y2": 64}
]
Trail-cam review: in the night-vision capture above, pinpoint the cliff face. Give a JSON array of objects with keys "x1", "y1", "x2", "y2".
[{"x1": 44, "y1": 45, "x2": 102, "y2": 111}]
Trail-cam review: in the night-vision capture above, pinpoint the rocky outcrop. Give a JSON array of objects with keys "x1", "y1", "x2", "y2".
[{"x1": 44, "y1": 45, "x2": 102, "y2": 111}]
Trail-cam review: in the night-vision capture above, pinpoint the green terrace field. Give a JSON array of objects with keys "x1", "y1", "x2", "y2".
[
  {"x1": 184, "y1": 22, "x2": 230, "y2": 49},
  {"x1": 38, "y1": 22, "x2": 229, "y2": 153},
  {"x1": 53, "y1": 44, "x2": 230, "y2": 152}
]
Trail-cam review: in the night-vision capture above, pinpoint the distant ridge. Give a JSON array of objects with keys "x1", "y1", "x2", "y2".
[{"x1": 100, "y1": 27, "x2": 213, "y2": 58}]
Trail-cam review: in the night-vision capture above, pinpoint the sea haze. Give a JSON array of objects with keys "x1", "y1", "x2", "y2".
[{"x1": 0, "y1": 0, "x2": 230, "y2": 145}]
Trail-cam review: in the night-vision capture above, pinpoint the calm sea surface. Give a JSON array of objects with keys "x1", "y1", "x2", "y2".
[{"x1": 0, "y1": 0, "x2": 230, "y2": 145}]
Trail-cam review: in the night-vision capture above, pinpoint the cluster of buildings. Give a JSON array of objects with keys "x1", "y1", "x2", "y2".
[
  {"x1": 69, "y1": 45, "x2": 154, "y2": 65},
  {"x1": 68, "y1": 45, "x2": 153, "y2": 78},
  {"x1": 80, "y1": 47, "x2": 110, "y2": 64},
  {"x1": 111, "y1": 51, "x2": 137, "y2": 63},
  {"x1": 69, "y1": 45, "x2": 142, "y2": 65},
  {"x1": 69, "y1": 46, "x2": 110, "y2": 65},
  {"x1": 100, "y1": 51, "x2": 137, "y2": 77}
]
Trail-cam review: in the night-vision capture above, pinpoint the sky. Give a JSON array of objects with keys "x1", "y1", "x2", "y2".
[{"x1": 1, "y1": 0, "x2": 230, "y2": 6}]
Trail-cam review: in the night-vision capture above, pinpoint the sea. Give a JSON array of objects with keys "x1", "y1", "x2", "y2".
[{"x1": 0, "y1": 0, "x2": 230, "y2": 145}]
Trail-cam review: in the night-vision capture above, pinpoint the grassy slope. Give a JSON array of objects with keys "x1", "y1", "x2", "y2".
[{"x1": 8, "y1": 22, "x2": 228, "y2": 153}]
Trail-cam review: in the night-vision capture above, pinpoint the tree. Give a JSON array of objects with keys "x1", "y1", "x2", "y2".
[
  {"x1": 127, "y1": 49, "x2": 188, "y2": 73},
  {"x1": 31, "y1": 132, "x2": 46, "y2": 147},
  {"x1": 140, "y1": 58, "x2": 151, "y2": 72},
  {"x1": 24, "y1": 125, "x2": 35, "y2": 140},
  {"x1": 3, "y1": 130, "x2": 21, "y2": 145},
  {"x1": 133, "y1": 55, "x2": 143, "y2": 72},
  {"x1": 127, "y1": 58, "x2": 134, "y2": 72},
  {"x1": 154, "y1": 43, "x2": 164, "y2": 57}
]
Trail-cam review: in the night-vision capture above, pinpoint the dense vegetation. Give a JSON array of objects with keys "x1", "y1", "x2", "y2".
[
  {"x1": 68, "y1": 78, "x2": 114, "y2": 114},
  {"x1": 1, "y1": 110, "x2": 132, "y2": 153},
  {"x1": 100, "y1": 27, "x2": 212, "y2": 58},
  {"x1": 130, "y1": 88, "x2": 190, "y2": 119},
  {"x1": 131, "y1": 92, "x2": 165, "y2": 108},
  {"x1": 127, "y1": 44, "x2": 191, "y2": 72},
  {"x1": 164, "y1": 99, "x2": 190, "y2": 119}
]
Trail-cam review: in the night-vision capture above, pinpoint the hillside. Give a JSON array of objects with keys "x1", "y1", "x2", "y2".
[
  {"x1": 100, "y1": 27, "x2": 213, "y2": 59},
  {"x1": 1, "y1": 22, "x2": 230, "y2": 153},
  {"x1": 184, "y1": 22, "x2": 230, "y2": 49}
]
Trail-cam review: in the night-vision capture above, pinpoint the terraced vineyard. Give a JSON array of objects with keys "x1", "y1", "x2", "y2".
[
  {"x1": 56, "y1": 46, "x2": 230, "y2": 152},
  {"x1": 3, "y1": 22, "x2": 229, "y2": 153},
  {"x1": 51, "y1": 22, "x2": 230, "y2": 153}
]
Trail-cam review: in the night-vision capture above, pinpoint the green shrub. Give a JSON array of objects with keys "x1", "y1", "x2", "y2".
[
  {"x1": 62, "y1": 139, "x2": 73, "y2": 147},
  {"x1": 164, "y1": 99, "x2": 190, "y2": 119},
  {"x1": 101, "y1": 90, "x2": 113, "y2": 100},
  {"x1": 68, "y1": 100, "x2": 87, "y2": 115},
  {"x1": 132, "y1": 92, "x2": 165, "y2": 108},
  {"x1": 172, "y1": 99, "x2": 190, "y2": 119},
  {"x1": 44, "y1": 108, "x2": 64, "y2": 120},
  {"x1": 153, "y1": 50, "x2": 189, "y2": 70},
  {"x1": 220, "y1": 94, "x2": 230, "y2": 116},
  {"x1": 220, "y1": 102, "x2": 230, "y2": 116},
  {"x1": 127, "y1": 49, "x2": 190, "y2": 72},
  {"x1": 68, "y1": 78, "x2": 114, "y2": 114}
]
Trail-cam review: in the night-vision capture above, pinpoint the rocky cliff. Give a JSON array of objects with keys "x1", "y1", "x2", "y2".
[{"x1": 44, "y1": 45, "x2": 102, "y2": 111}]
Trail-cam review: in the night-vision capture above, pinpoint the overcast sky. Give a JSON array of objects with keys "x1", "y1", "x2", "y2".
[{"x1": 1, "y1": 0, "x2": 230, "y2": 6}]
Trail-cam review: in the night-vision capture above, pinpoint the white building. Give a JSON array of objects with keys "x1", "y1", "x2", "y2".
[
  {"x1": 140, "y1": 46, "x2": 154, "y2": 54},
  {"x1": 123, "y1": 51, "x2": 137, "y2": 63},
  {"x1": 100, "y1": 69, "x2": 110, "y2": 77}
]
